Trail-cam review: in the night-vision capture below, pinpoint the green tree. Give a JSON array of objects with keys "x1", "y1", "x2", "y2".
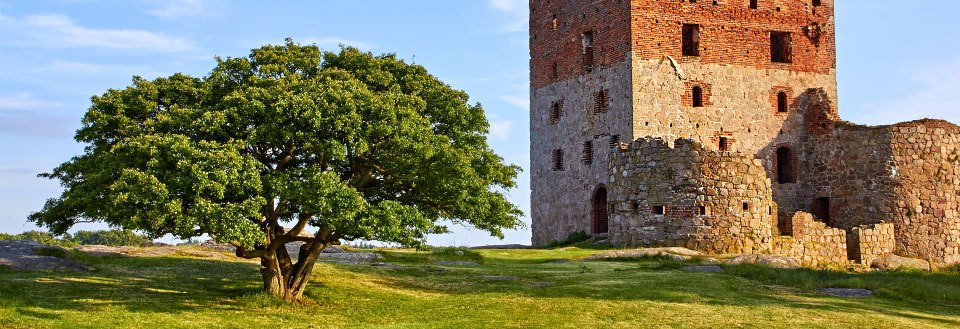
[{"x1": 30, "y1": 40, "x2": 523, "y2": 301}]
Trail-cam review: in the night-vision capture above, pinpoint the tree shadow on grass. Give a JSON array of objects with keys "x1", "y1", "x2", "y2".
[
  {"x1": 337, "y1": 252, "x2": 960, "y2": 327},
  {"x1": 0, "y1": 255, "x2": 267, "y2": 320}
]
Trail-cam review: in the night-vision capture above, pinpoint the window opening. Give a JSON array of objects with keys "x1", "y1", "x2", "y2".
[
  {"x1": 652, "y1": 206, "x2": 666, "y2": 215},
  {"x1": 692, "y1": 86, "x2": 704, "y2": 107},
  {"x1": 550, "y1": 101, "x2": 562, "y2": 124},
  {"x1": 582, "y1": 141, "x2": 594, "y2": 165},
  {"x1": 582, "y1": 31, "x2": 595, "y2": 71},
  {"x1": 771, "y1": 32, "x2": 792, "y2": 63},
  {"x1": 776, "y1": 147, "x2": 796, "y2": 183},
  {"x1": 777, "y1": 92, "x2": 788, "y2": 113},
  {"x1": 552, "y1": 149, "x2": 564, "y2": 171},
  {"x1": 682, "y1": 24, "x2": 700, "y2": 57}
]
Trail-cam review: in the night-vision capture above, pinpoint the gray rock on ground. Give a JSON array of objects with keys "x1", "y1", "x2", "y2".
[
  {"x1": 0, "y1": 240, "x2": 93, "y2": 272},
  {"x1": 818, "y1": 288, "x2": 874, "y2": 298},
  {"x1": 684, "y1": 265, "x2": 725, "y2": 273},
  {"x1": 318, "y1": 252, "x2": 384, "y2": 264},
  {"x1": 871, "y1": 254, "x2": 931, "y2": 271},
  {"x1": 724, "y1": 254, "x2": 801, "y2": 269}
]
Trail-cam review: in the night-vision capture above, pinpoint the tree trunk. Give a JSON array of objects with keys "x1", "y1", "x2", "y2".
[{"x1": 258, "y1": 241, "x2": 326, "y2": 302}]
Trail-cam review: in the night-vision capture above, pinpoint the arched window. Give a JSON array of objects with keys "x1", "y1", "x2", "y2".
[
  {"x1": 591, "y1": 186, "x2": 608, "y2": 234},
  {"x1": 775, "y1": 146, "x2": 796, "y2": 184},
  {"x1": 777, "y1": 92, "x2": 788, "y2": 113},
  {"x1": 692, "y1": 86, "x2": 704, "y2": 107}
]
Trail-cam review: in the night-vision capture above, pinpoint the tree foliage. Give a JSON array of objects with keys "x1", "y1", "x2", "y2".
[{"x1": 30, "y1": 40, "x2": 523, "y2": 300}]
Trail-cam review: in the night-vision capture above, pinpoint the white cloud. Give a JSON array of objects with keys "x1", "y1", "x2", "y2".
[
  {"x1": 860, "y1": 60, "x2": 960, "y2": 125},
  {"x1": 0, "y1": 93, "x2": 63, "y2": 112},
  {"x1": 145, "y1": 0, "x2": 216, "y2": 18},
  {"x1": 0, "y1": 13, "x2": 194, "y2": 53},
  {"x1": 489, "y1": 120, "x2": 515, "y2": 141},
  {"x1": 488, "y1": 0, "x2": 523, "y2": 12},
  {"x1": 487, "y1": 0, "x2": 527, "y2": 33},
  {"x1": 500, "y1": 95, "x2": 529, "y2": 110}
]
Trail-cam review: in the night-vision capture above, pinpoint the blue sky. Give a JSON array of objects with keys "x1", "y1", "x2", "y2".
[{"x1": 0, "y1": 1, "x2": 958, "y2": 246}]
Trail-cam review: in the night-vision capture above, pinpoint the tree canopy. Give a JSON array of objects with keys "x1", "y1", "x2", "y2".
[{"x1": 30, "y1": 40, "x2": 523, "y2": 300}]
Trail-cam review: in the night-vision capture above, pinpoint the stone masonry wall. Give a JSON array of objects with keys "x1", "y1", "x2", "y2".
[
  {"x1": 848, "y1": 223, "x2": 896, "y2": 265},
  {"x1": 803, "y1": 118, "x2": 960, "y2": 265},
  {"x1": 530, "y1": 60, "x2": 635, "y2": 245},
  {"x1": 606, "y1": 138, "x2": 775, "y2": 254},
  {"x1": 773, "y1": 212, "x2": 847, "y2": 268}
]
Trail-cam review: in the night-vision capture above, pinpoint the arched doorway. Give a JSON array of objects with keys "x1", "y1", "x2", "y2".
[{"x1": 591, "y1": 186, "x2": 609, "y2": 234}]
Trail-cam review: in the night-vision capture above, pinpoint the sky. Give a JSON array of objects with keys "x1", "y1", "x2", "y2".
[{"x1": 0, "y1": 1, "x2": 958, "y2": 247}]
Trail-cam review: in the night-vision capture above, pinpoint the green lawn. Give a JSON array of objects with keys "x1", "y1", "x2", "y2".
[{"x1": 1, "y1": 248, "x2": 958, "y2": 329}]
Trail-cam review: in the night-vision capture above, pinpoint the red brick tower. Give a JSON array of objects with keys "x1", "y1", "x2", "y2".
[{"x1": 530, "y1": 0, "x2": 837, "y2": 245}]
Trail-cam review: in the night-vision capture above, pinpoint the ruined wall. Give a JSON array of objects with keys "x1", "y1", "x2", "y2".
[
  {"x1": 848, "y1": 223, "x2": 896, "y2": 265},
  {"x1": 772, "y1": 212, "x2": 847, "y2": 268},
  {"x1": 803, "y1": 118, "x2": 960, "y2": 265},
  {"x1": 606, "y1": 138, "x2": 775, "y2": 254}
]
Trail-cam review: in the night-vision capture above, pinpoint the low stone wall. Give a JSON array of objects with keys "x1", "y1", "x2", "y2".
[
  {"x1": 848, "y1": 223, "x2": 896, "y2": 265},
  {"x1": 773, "y1": 212, "x2": 848, "y2": 268},
  {"x1": 607, "y1": 138, "x2": 776, "y2": 255}
]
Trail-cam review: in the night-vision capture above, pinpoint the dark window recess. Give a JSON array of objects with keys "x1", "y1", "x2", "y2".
[
  {"x1": 771, "y1": 32, "x2": 792, "y2": 63},
  {"x1": 630, "y1": 201, "x2": 640, "y2": 214},
  {"x1": 592, "y1": 187, "x2": 609, "y2": 234},
  {"x1": 777, "y1": 92, "x2": 788, "y2": 113},
  {"x1": 812, "y1": 197, "x2": 831, "y2": 226},
  {"x1": 750, "y1": 0, "x2": 758, "y2": 9},
  {"x1": 582, "y1": 31, "x2": 595, "y2": 71},
  {"x1": 812, "y1": 0, "x2": 821, "y2": 6},
  {"x1": 699, "y1": 206, "x2": 707, "y2": 216},
  {"x1": 594, "y1": 89, "x2": 609, "y2": 113},
  {"x1": 552, "y1": 149, "x2": 564, "y2": 171},
  {"x1": 582, "y1": 141, "x2": 594, "y2": 165},
  {"x1": 692, "y1": 86, "x2": 704, "y2": 107},
  {"x1": 652, "y1": 206, "x2": 666, "y2": 215},
  {"x1": 549, "y1": 101, "x2": 562, "y2": 124},
  {"x1": 719, "y1": 137, "x2": 729, "y2": 152},
  {"x1": 682, "y1": 24, "x2": 700, "y2": 57},
  {"x1": 776, "y1": 147, "x2": 796, "y2": 184},
  {"x1": 743, "y1": 202, "x2": 750, "y2": 211},
  {"x1": 609, "y1": 134, "x2": 620, "y2": 149}
]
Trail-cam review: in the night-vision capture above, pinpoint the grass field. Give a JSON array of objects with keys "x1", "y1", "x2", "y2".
[{"x1": 1, "y1": 247, "x2": 958, "y2": 329}]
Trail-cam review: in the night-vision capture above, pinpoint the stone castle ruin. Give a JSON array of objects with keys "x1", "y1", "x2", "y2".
[{"x1": 529, "y1": 0, "x2": 960, "y2": 266}]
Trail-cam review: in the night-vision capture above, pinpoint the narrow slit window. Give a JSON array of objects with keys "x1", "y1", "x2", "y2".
[
  {"x1": 682, "y1": 24, "x2": 700, "y2": 57},
  {"x1": 692, "y1": 86, "x2": 704, "y2": 107},
  {"x1": 552, "y1": 149, "x2": 564, "y2": 171},
  {"x1": 609, "y1": 134, "x2": 620, "y2": 149},
  {"x1": 750, "y1": 0, "x2": 758, "y2": 9},
  {"x1": 550, "y1": 101, "x2": 562, "y2": 124},
  {"x1": 771, "y1": 32, "x2": 792, "y2": 63},
  {"x1": 595, "y1": 89, "x2": 609, "y2": 113},
  {"x1": 718, "y1": 137, "x2": 729, "y2": 152},
  {"x1": 777, "y1": 92, "x2": 788, "y2": 113},
  {"x1": 582, "y1": 31, "x2": 595, "y2": 71},
  {"x1": 582, "y1": 141, "x2": 594, "y2": 165}
]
